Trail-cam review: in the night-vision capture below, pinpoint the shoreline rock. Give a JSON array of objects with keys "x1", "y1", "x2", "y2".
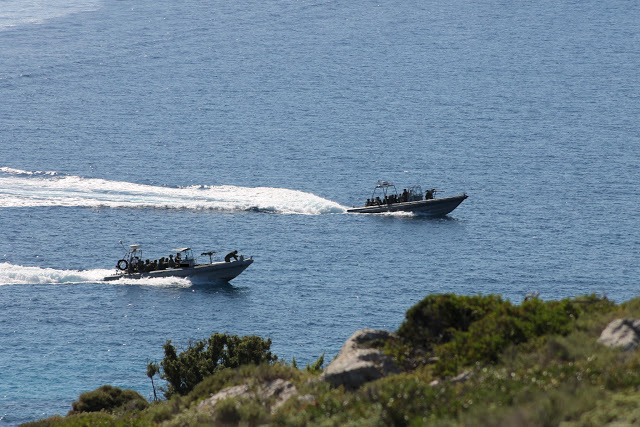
[
  {"x1": 198, "y1": 378, "x2": 298, "y2": 414},
  {"x1": 320, "y1": 328, "x2": 400, "y2": 389},
  {"x1": 597, "y1": 318, "x2": 640, "y2": 351}
]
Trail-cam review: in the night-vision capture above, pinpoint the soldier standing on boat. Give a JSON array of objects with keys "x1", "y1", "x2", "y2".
[{"x1": 425, "y1": 189, "x2": 435, "y2": 200}]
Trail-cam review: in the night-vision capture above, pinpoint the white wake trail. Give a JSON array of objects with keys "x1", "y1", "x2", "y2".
[
  {"x1": 0, "y1": 262, "x2": 191, "y2": 287},
  {"x1": 0, "y1": 167, "x2": 347, "y2": 215}
]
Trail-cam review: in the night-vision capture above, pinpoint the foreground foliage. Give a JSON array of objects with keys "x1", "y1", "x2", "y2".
[
  {"x1": 68, "y1": 385, "x2": 149, "y2": 415},
  {"x1": 29, "y1": 293, "x2": 640, "y2": 427},
  {"x1": 158, "y1": 332, "x2": 278, "y2": 398}
]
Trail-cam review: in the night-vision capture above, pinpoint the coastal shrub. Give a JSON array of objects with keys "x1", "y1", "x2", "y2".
[
  {"x1": 212, "y1": 397, "x2": 269, "y2": 426},
  {"x1": 23, "y1": 412, "x2": 117, "y2": 427},
  {"x1": 393, "y1": 294, "x2": 507, "y2": 367},
  {"x1": 161, "y1": 408, "x2": 215, "y2": 426},
  {"x1": 567, "y1": 390, "x2": 640, "y2": 425},
  {"x1": 305, "y1": 352, "x2": 325, "y2": 373},
  {"x1": 159, "y1": 333, "x2": 278, "y2": 398},
  {"x1": 397, "y1": 294, "x2": 506, "y2": 349},
  {"x1": 68, "y1": 385, "x2": 149, "y2": 415},
  {"x1": 361, "y1": 373, "x2": 461, "y2": 424},
  {"x1": 434, "y1": 298, "x2": 583, "y2": 376},
  {"x1": 147, "y1": 401, "x2": 178, "y2": 424},
  {"x1": 394, "y1": 294, "x2": 604, "y2": 375}
]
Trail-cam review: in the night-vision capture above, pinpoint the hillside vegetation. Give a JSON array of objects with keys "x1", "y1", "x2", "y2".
[{"x1": 25, "y1": 293, "x2": 640, "y2": 426}]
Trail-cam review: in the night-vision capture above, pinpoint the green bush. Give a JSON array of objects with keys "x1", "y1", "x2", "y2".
[
  {"x1": 305, "y1": 352, "x2": 324, "y2": 373},
  {"x1": 393, "y1": 294, "x2": 507, "y2": 368},
  {"x1": 22, "y1": 412, "x2": 117, "y2": 426},
  {"x1": 395, "y1": 294, "x2": 607, "y2": 376},
  {"x1": 397, "y1": 293, "x2": 506, "y2": 349},
  {"x1": 69, "y1": 385, "x2": 149, "y2": 415},
  {"x1": 212, "y1": 397, "x2": 269, "y2": 426},
  {"x1": 433, "y1": 298, "x2": 582, "y2": 376},
  {"x1": 159, "y1": 332, "x2": 278, "y2": 398}
]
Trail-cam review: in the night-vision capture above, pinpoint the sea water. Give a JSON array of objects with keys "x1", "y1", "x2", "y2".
[{"x1": 1, "y1": 0, "x2": 639, "y2": 424}]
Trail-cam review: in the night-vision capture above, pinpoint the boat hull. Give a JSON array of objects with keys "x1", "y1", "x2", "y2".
[
  {"x1": 347, "y1": 194, "x2": 468, "y2": 216},
  {"x1": 103, "y1": 258, "x2": 254, "y2": 282}
]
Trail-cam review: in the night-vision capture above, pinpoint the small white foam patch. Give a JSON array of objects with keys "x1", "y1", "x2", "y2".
[
  {"x1": 0, "y1": 167, "x2": 347, "y2": 215},
  {"x1": 0, "y1": 0, "x2": 101, "y2": 30},
  {"x1": 349, "y1": 210, "x2": 416, "y2": 217},
  {"x1": 106, "y1": 275, "x2": 192, "y2": 288},
  {"x1": 377, "y1": 211, "x2": 416, "y2": 217},
  {"x1": 0, "y1": 262, "x2": 191, "y2": 287}
]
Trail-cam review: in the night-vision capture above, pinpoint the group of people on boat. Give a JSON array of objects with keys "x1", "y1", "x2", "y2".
[
  {"x1": 121, "y1": 250, "x2": 241, "y2": 274},
  {"x1": 125, "y1": 252, "x2": 186, "y2": 274},
  {"x1": 364, "y1": 188, "x2": 436, "y2": 207}
]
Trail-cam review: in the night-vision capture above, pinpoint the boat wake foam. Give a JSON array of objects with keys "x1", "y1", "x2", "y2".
[
  {"x1": 0, "y1": 0, "x2": 101, "y2": 31},
  {"x1": 376, "y1": 211, "x2": 416, "y2": 217},
  {"x1": 0, "y1": 167, "x2": 347, "y2": 215},
  {"x1": 0, "y1": 262, "x2": 191, "y2": 287}
]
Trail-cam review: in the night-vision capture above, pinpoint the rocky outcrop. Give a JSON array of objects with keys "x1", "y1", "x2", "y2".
[
  {"x1": 197, "y1": 378, "x2": 298, "y2": 414},
  {"x1": 198, "y1": 329, "x2": 399, "y2": 415},
  {"x1": 597, "y1": 319, "x2": 640, "y2": 351},
  {"x1": 320, "y1": 329, "x2": 400, "y2": 389}
]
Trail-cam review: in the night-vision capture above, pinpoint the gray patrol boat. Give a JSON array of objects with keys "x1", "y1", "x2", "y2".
[
  {"x1": 347, "y1": 181, "x2": 467, "y2": 216},
  {"x1": 104, "y1": 243, "x2": 253, "y2": 282}
]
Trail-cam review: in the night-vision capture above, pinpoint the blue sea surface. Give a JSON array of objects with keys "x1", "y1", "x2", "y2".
[{"x1": 1, "y1": 0, "x2": 639, "y2": 424}]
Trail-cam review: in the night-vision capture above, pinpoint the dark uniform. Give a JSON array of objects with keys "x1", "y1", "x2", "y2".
[{"x1": 225, "y1": 250, "x2": 239, "y2": 262}]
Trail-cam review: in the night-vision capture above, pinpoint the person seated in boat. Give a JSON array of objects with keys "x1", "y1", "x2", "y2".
[
  {"x1": 168, "y1": 254, "x2": 175, "y2": 268},
  {"x1": 128, "y1": 257, "x2": 138, "y2": 274},
  {"x1": 365, "y1": 198, "x2": 371, "y2": 206},
  {"x1": 158, "y1": 257, "x2": 166, "y2": 270},
  {"x1": 425, "y1": 188, "x2": 435, "y2": 200},
  {"x1": 225, "y1": 250, "x2": 239, "y2": 262},
  {"x1": 127, "y1": 260, "x2": 134, "y2": 274},
  {"x1": 375, "y1": 196, "x2": 382, "y2": 205},
  {"x1": 401, "y1": 189, "x2": 408, "y2": 202}
]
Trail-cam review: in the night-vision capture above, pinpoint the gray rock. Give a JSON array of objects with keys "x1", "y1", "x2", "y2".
[
  {"x1": 321, "y1": 329, "x2": 399, "y2": 389},
  {"x1": 451, "y1": 370, "x2": 473, "y2": 383},
  {"x1": 262, "y1": 378, "x2": 298, "y2": 412},
  {"x1": 198, "y1": 383, "x2": 250, "y2": 410},
  {"x1": 198, "y1": 378, "x2": 297, "y2": 414},
  {"x1": 597, "y1": 319, "x2": 640, "y2": 351}
]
